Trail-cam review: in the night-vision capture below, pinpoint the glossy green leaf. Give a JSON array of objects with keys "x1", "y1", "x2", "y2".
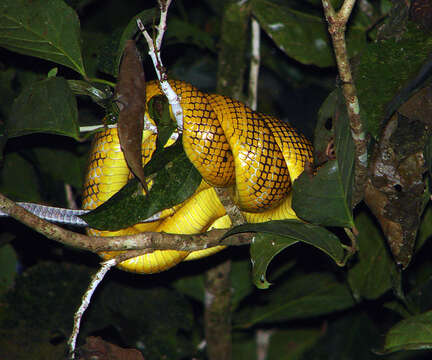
[
  {"x1": 225, "y1": 219, "x2": 345, "y2": 267},
  {"x1": 356, "y1": 23, "x2": 432, "y2": 138},
  {"x1": 292, "y1": 160, "x2": 354, "y2": 227},
  {"x1": 234, "y1": 272, "x2": 355, "y2": 327},
  {"x1": 7, "y1": 77, "x2": 80, "y2": 140},
  {"x1": 252, "y1": 0, "x2": 332, "y2": 67},
  {"x1": 98, "y1": 8, "x2": 158, "y2": 77},
  {"x1": 82, "y1": 144, "x2": 202, "y2": 231},
  {"x1": 0, "y1": 0, "x2": 85, "y2": 76},
  {"x1": 252, "y1": 0, "x2": 365, "y2": 68},
  {"x1": 347, "y1": 211, "x2": 397, "y2": 300},
  {"x1": 250, "y1": 233, "x2": 298, "y2": 289},
  {"x1": 381, "y1": 310, "x2": 432, "y2": 354}
]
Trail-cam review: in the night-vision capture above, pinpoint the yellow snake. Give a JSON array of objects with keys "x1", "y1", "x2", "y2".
[{"x1": 82, "y1": 80, "x2": 313, "y2": 274}]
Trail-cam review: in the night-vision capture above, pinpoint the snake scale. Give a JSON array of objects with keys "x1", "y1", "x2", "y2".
[{"x1": 82, "y1": 80, "x2": 313, "y2": 274}]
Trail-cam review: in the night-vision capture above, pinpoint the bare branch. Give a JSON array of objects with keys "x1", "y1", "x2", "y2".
[
  {"x1": 322, "y1": 0, "x2": 368, "y2": 205},
  {"x1": 0, "y1": 192, "x2": 252, "y2": 253}
]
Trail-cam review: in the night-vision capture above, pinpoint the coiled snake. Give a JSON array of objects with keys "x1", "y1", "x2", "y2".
[{"x1": 82, "y1": 80, "x2": 313, "y2": 274}]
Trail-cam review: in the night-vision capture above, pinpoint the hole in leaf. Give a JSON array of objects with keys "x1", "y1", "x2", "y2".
[{"x1": 324, "y1": 117, "x2": 332, "y2": 130}]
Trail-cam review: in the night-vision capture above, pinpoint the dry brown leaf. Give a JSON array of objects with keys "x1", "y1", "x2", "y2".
[{"x1": 115, "y1": 40, "x2": 147, "y2": 189}]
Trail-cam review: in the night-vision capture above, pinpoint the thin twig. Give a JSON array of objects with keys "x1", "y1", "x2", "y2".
[
  {"x1": 248, "y1": 18, "x2": 261, "y2": 111},
  {"x1": 65, "y1": 183, "x2": 78, "y2": 210},
  {"x1": 322, "y1": 0, "x2": 368, "y2": 205},
  {"x1": 68, "y1": 259, "x2": 117, "y2": 359},
  {"x1": 136, "y1": 0, "x2": 183, "y2": 131}
]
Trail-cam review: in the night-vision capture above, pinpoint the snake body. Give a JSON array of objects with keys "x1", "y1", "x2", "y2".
[{"x1": 82, "y1": 80, "x2": 313, "y2": 274}]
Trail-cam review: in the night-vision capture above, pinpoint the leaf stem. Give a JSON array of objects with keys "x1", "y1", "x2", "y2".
[{"x1": 86, "y1": 77, "x2": 116, "y2": 88}]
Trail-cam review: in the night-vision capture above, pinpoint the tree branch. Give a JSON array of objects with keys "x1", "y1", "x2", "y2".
[
  {"x1": 0, "y1": 192, "x2": 252, "y2": 253},
  {"x1": 322, "y1": 0, "x2": 368, "y2": 206}
]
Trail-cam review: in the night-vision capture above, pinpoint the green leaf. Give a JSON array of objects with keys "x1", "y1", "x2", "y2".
[
  {"x1": 167, "y1": 17, "x2": 215, "y2": 50},
  {"x1": 334, "y1": 90, "x2": 355, "y2": 210},
  {"x1": 81, "y1": 31, "x2": 109, "y2": 79},
  {"x1": 252, "y1": 0, "x2": 365, "y2": 68},
  {"x1": 7, "y1": 77, "x2": 80, "y2": 140},
  {"x1": 82, "y1": 144, "x2": 202, "y2": 231},
  {"x1": 231, "y1": 259, "x2": 255, "y2": 310},
  {"x1": 292, "y1": 160, "x2": 354, "y2": 227},
  {"x1": 148, "y1": 95, "x2": 177, "y2": 149},
  {"x1": 173, "y1": 258, "x2": 254, "y2": 308},
  {"x1": 98, "y1": 8, "x2": 158, "y2": 77},
  {"x1": 381, "y1": 310, "x2": 432, "y2": 353},
  {"x1": 0, "y1": 0, "x2": 86, "y2": 76},
  {"x1": 417, "y1": 204, "x2": 432, "y2": 251},
  {"x1": 356, "y1": 22, "x2": 432, "y2": 138},
  {"x1": 250, "y1": 233, "x2": 297, "y2": 289},
  {"x1": 31, "y1": 146, "x2": 84, "y2": 189},
  {"x1": 313, "y1": 89, "x2": 337, "y2": 155},
  {"x1": 234, "y1": 272, "x2": 355, "y2": 327},
  {"x1": 0, "y1": 68, "x2": 16, "y2": 120},
  {"x1": 216, "y1": 2, "x2": 249, "y2": 98},
  {"x1": 172, "y1": 272, "x2": 205, "y2": 303},
  {"x1": 425, "y1": 135, "x2": 432, "y2": 179},
  {"x1": 225, "y1": 219, "x2": 345, "y2": 268},
  {"x1": 0, "y1": 152, "x2": 41, "y2": 202},
  {"x1": 347, "y1": 211, "x2": 397, "y2": 300}
]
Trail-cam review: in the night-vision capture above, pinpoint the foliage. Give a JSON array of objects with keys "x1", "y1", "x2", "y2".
[{"x1": 0, "y1": 0, "x2": 431, "y2": 359}]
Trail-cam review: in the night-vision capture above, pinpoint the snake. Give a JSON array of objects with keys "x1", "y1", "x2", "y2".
[{"x1": 82, "y1": 80, "x2": 313, "y2": 274}]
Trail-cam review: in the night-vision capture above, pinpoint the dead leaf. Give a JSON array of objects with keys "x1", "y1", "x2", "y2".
[
  {"x1": 365, "y1": 86, "x2": 432, "y2": 268},
  {"x1": 78, "y1": 336, "x2": 145, "y2": 360},
  {"x1": 115, "y1": 40, "x2": 147, "y2": 189}
]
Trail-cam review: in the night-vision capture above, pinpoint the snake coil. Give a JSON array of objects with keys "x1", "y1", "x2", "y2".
[{"x1": 82, "y1": 80, "x2": 313, "y2": 274}]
